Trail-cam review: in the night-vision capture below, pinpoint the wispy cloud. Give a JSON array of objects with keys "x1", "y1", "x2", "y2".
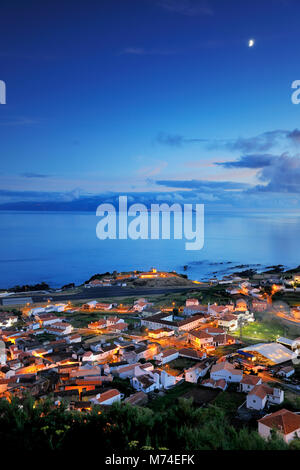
[
  {"x1": 121, "y1": 47, "x2": 180, "y2": 56},
  {"x1": 0, "y1": 188, "x2": 81, "y2": 202},
  {"x1": 21, "y1": 173, "x2": 52, "y2": 179},
  {"x1": 155, "y1": 179, "x2": 250, "y2": 191},
  {"x1": 157, "y1": 132, "x2": 208, "y2": 146},
  {"x1": 216, "y1": 154, "x2": 275, "y2": 169},
  {"x1": 223, "y1": 131, "x2": 288, "y2": 153},
  {"x1": 0, "y1": 117, "x2": 38, "y2": 127},
  {"x1": 136, "y1": 161, "x2": 168, "y2": 178},
  {"x1": 157, "y1": 0, "x2": 213, "y2": 16},
  {"x1": 156, "y1": 129, "x2": 291, "y2": 152}
]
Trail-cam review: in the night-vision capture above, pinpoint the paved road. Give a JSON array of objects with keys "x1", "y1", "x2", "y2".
[
  {"x1": 259, "y1": 371, "x2": 300, "y2": 395},
  {"x1": 259, "y1": 371, "x2": 282, "y2": 384},
  {"x1": 1, "y1": 285, "x2": 207, "y2": 305}
]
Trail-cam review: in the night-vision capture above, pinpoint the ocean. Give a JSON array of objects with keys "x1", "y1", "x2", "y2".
[{"x1": 1, "y1": 209, "x2": 300, "y2": 288}]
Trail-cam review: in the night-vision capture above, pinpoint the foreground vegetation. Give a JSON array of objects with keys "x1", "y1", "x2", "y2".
[{"x1": 0, "y1": 395, "x2": 297, "y2": 452}]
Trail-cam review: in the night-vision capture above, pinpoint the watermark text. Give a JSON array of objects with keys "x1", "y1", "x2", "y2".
[
  {"x1": 96, "y1": 196, "x2": 204, "y2": 251},
  {"x1": 0, "y1": 80, "x2": 6, "y2": 104}
]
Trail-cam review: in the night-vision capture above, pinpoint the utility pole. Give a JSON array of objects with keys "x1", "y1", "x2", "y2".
[{"x1": 239, "y1": 319, "x2": 243, "y2": 341}]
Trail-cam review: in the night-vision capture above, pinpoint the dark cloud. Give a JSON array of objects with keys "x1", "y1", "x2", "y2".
[
  {"x1": 287, "y1": 129, "x2": 300, "y2": 144},
  {"x1": 254, "y1": 153, "x2": 300, "y2": 193},
  {"x1": 216, "y1": 154, "x2": 274, "y2": 169},
  {"x1": 218, "y1": 151, "x2": 300, "y2": 194}
]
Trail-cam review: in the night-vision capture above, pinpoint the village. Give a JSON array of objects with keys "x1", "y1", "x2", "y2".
[{"x1": 2, "y1": 267, "x2": 300, "y2": 445}]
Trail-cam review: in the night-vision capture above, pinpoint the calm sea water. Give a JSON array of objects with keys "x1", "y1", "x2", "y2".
[{"x1": 1, "y1": 209, "x2": 300, "y2": 288}]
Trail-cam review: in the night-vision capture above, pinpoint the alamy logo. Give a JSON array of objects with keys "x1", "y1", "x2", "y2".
[
  {"x1": 0, "y1": 80, "x2": 6, "y2": 104},
  {"x1": 96, "y1": 196, "x2": 204, "y2": 251},
  {"x1": 291, "y1": 80, "x2": 300, "y2": 104}
]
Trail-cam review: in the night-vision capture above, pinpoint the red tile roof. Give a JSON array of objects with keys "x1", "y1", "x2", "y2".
[
  {"x1": 258, "y1": 409, "x2": 300, "y2": 435},
  {"x1": 211, "y1": 361, "x2": 242, "y2": 375},
  {"x1": 189, "y1": 330, "x2": 213, "y2": 340},
  {"x1": 249, "y1": 384, "x2": 273, "y2": 399},
  {"x1": 97, "y1": 389, "x2": 120, "y2": 403},
  {"x1": 161, "y1": 348, "x2": 177, "y2": 358},
  {"x1": 220, "y1": 314, "x2": 237, "y2": 322},
  {"x1": 241, "y1": 375, "x2": 261, "y2": 386}
]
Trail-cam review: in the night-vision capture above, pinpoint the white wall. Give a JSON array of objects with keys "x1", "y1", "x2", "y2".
[
  {"x1": 247, "y1": 394, "x2": 266, "y2": 410},
  {"x1": 211, "y1": 369, "x2": 242, "y2": 383},
  {"x1": 258, "y1": 422, "x2": 300, "y2": 444}
]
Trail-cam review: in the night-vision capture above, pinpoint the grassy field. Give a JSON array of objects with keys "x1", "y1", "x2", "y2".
[
  {"x1": 66, "y1": 285, "x2": 231, "y2": 309},
  {"x1": 59, "y1": 310, "x2": 100, "y2": 328},
  {"x1": 57, "y1": 310, "x2": 138, "y2": 328},
  {"x1": 232, "y1": 320, "x2": 288, "y2": 342},
  {"x1": 213, "y1": 390, "x2": 246, "y2": 417},
  {"x1": 181, "y1": 386, "x2": 220, "y2": 405},
  {"x1": 147, "y1": 382, "x2": 195, "y2": 411},
  {"x1": 154, "y1": 285, "x2": 233, "y2": 306},
  {"x1": 166, "y1": 357, "x2": 198, "y2": 372},
  {"x1": 273, "y1": 290, "x2": 300, "y2": 306},
  {"x1": 148, "y1": 384, "x2": 246, "y2": 415},
  {"x1": 212, "y1": 343, "x2": 242, "y2": 358}
]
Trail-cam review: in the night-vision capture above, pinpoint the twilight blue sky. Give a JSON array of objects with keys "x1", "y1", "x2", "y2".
[{"x1": 1, "y1": 0, "x2": 300, "y2": 210}]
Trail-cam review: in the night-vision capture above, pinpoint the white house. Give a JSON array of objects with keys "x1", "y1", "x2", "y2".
[
  {"x1": 49, "y1": 321, "x2": 73, "y2": 334},
  {"x1": 183, "y1": 298, "x2": 201, "y2": 316},
  {"x1": 131, "y1": 366, "x2": 177, "y2": 391},
  {"x1": 148, "y1": 328, "x2": 174, "y2": 339},
  {"x1": 276, "y1": 337, "x2": 299, "y2": 351},
  {"x1": 0, "y1": 314, "x2": 18, "y2": 328},
  {"x1": 84, "y1": 301, "x2": 98, "y2": 310},
  {"x1": 202, "y1": 378, "x2": 227, "y2": 391},
  {"x1": 154, "y1": 348, "x2": 179, "y2": 364},
  {"x1": 188, "y1": 330, "x2": 214, "y2": 349},
  {"x1": 246, "y1": 384, "x2": 284, "y2": 410},
  {"x1": 92, "y1": 389, "x2": 122, "y2": 406},
  {"x1": 208, "y1": 305, "x2": 231, "y2": 317},
  {"x1": 234, "y1": 310, "x2": 254, "y2": 323},
  {"x1": 185, "y1": 361, "x2": 211, "y2": 383},
  {"x1": 25, "y1": 321, "x2": 40, "y2": 331},
  {"x1": 159, "y1": 370, "x2": 177, "y2": 388},
  {"x1": 115, "y1": 363, "x2": 142, "y2": 379},
  {"x1": 186, "y1": 298, "x2": 199, "y2": 307},
  {"x1": 70, "y1": 366, "x2": 102, "y2": 379},
  {"x1": 131, "y1": 374, "x2": 159, "y2": 393},
  {"x1": 277, "y1": 366, "x2": 295, "y2": 378},
  {"x1": 239, "y1": 375, "x2": 262, "y2": 393},
  {"x1": 218, "y1": 314, "x2": 238, "y2": 331},
  {"x1": 133, "y1": 299, "x2": 152, "y2": 312},
  {"x1": 258, "y1": 409, "x2": 300, "y2": 443},
  {"x1": 39, "y1": 315, "x2": 61, "y2": 326},
  {"x1": 82, "y1": 345, "x2": 119, "y2": 362},
  {"x1": 66, "y1": 334, "x2": 82, "y2": 344},
  {"x1": 210, "y1": 361, "x2": 243, "y2": 383},
  {"x1": 30, "y1": 304, "x2": 68, "y2": 316}
]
